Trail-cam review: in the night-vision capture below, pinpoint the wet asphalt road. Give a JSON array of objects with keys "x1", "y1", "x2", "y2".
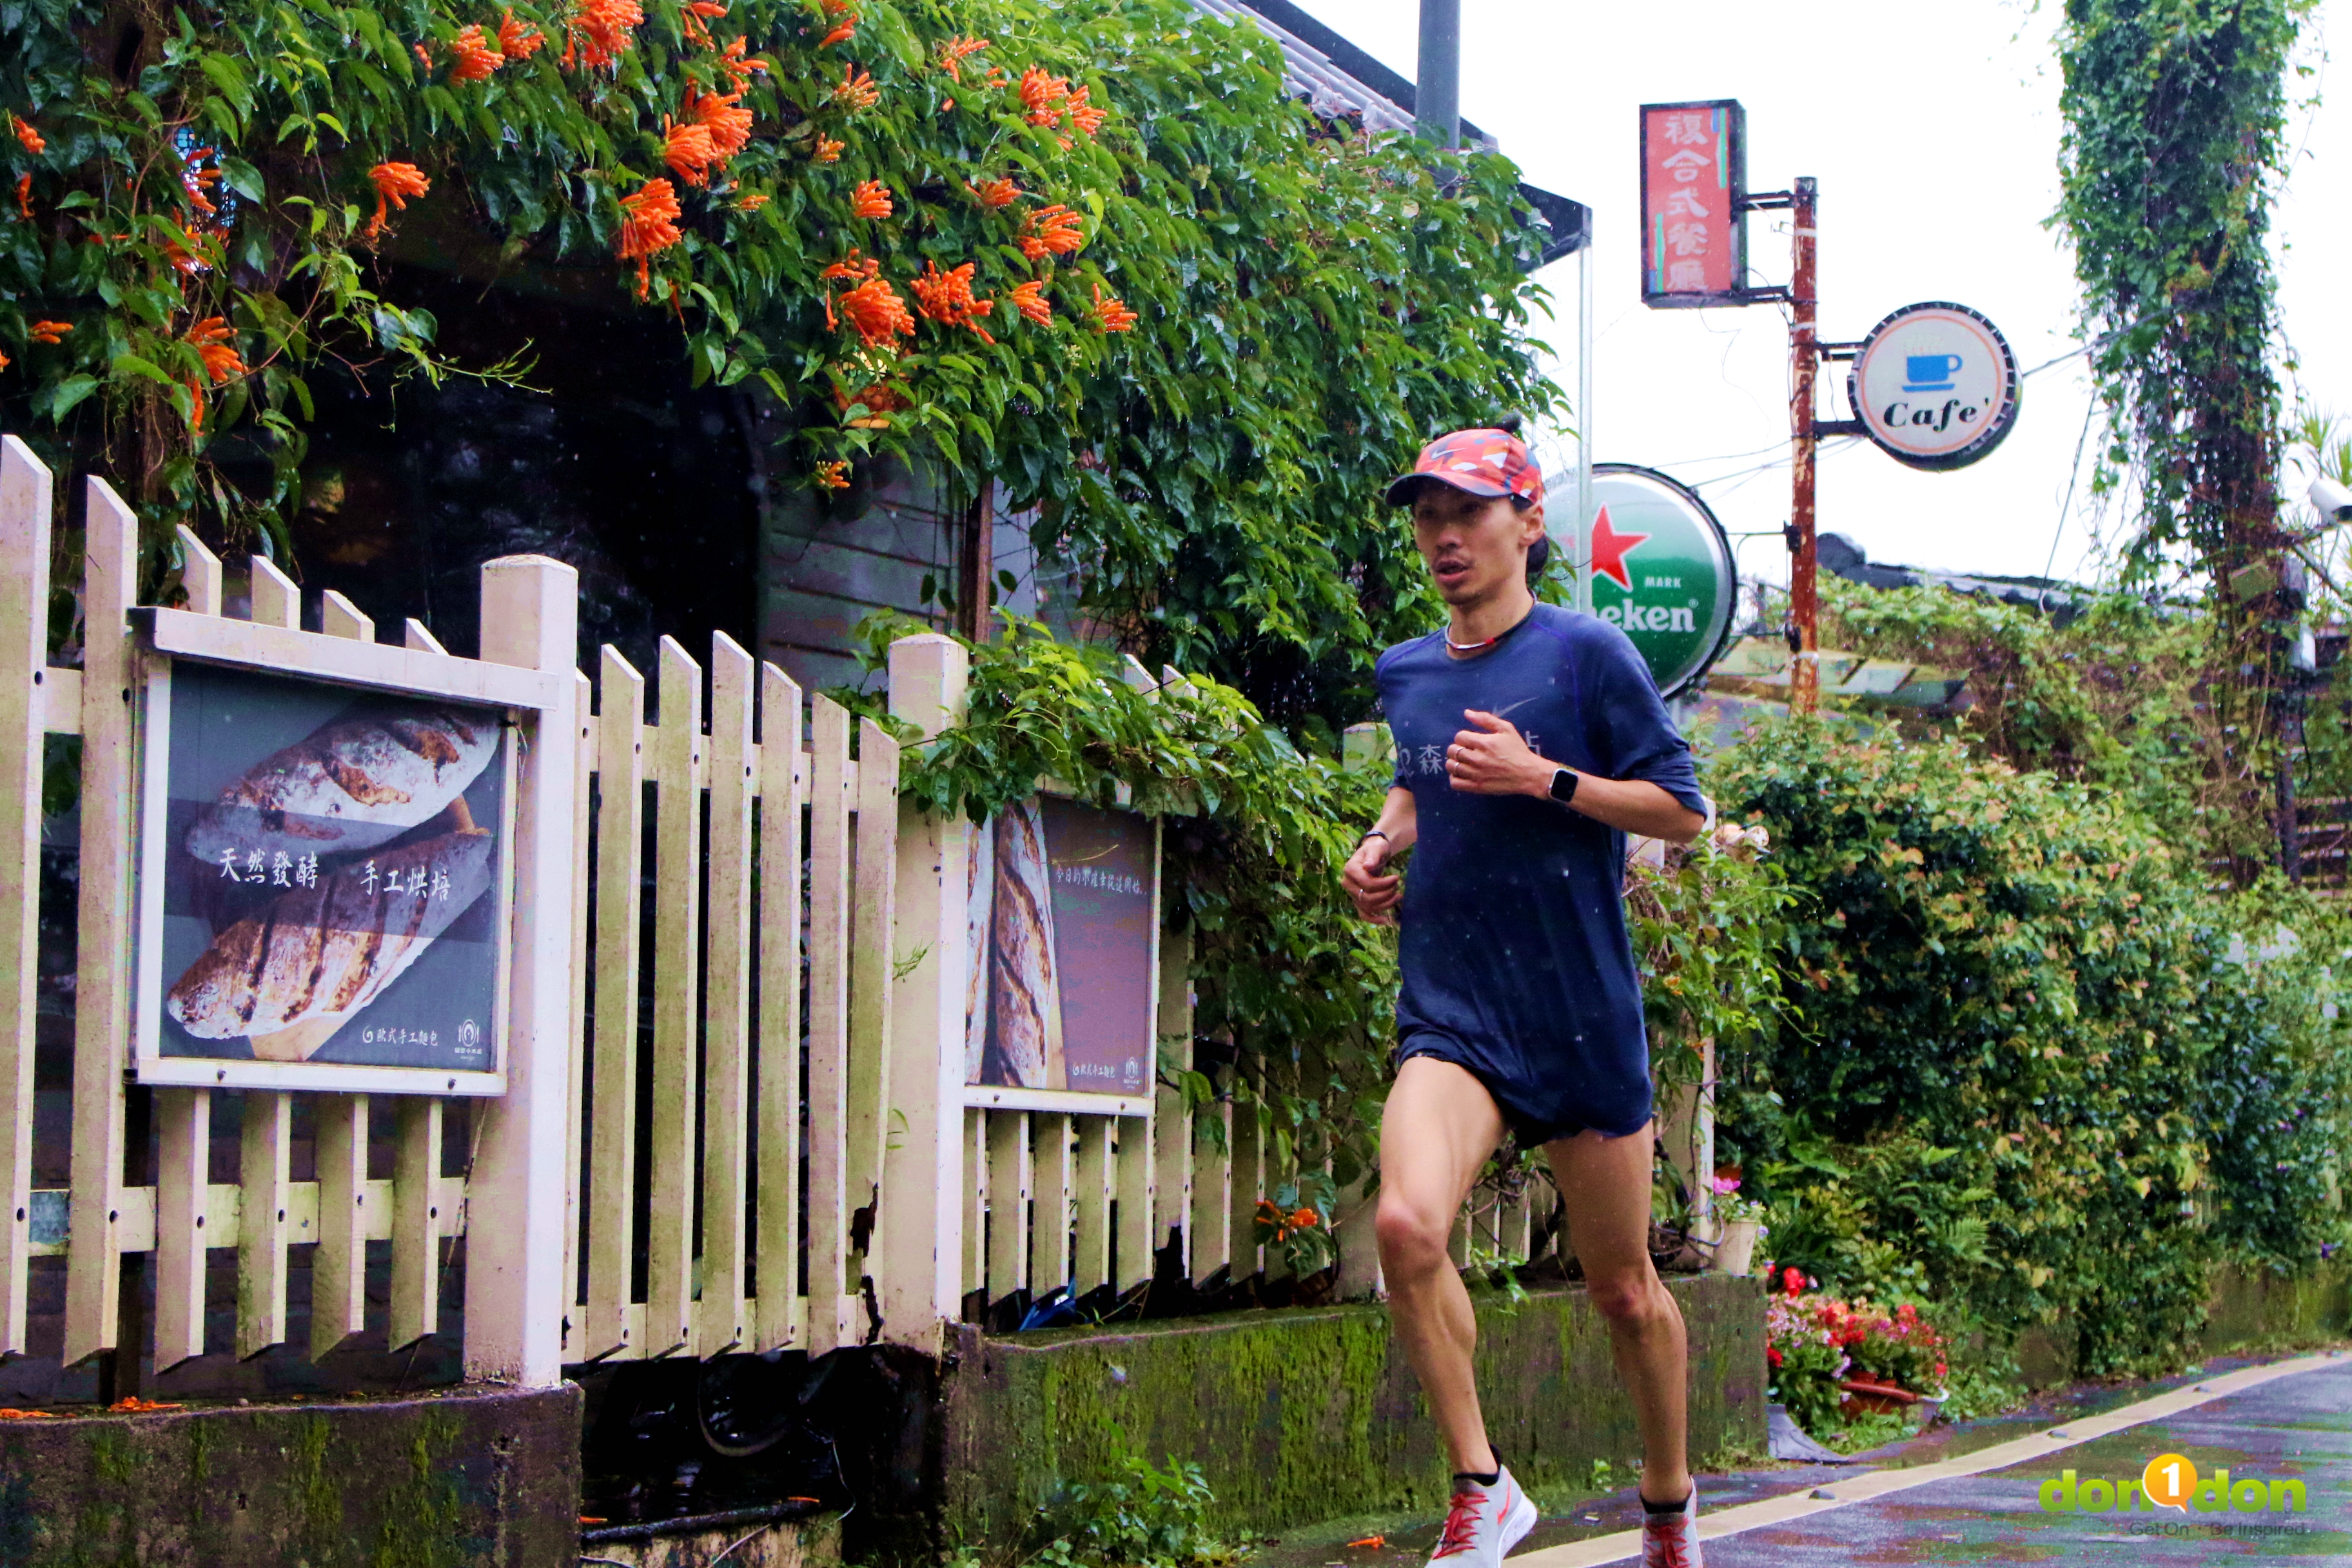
[{"x1": 1698, "y1": 1356, "x2": 2352, "y2": 1564}]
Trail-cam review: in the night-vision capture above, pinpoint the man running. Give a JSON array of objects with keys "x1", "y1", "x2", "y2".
[{"x1": 1344, "y1": 426, "x2": 1709, "y2": 1568}]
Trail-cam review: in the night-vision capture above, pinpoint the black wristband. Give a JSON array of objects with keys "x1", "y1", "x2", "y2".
[{"x1": 1360, "y1": 828, "x2": 1389, "y2": 843}]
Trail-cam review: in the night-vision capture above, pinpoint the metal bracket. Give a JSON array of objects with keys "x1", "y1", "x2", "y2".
[
  {"x1": 1818, "y1": 341, "x2": 1864, "y2": 361},
  {"x1": 1741, "y1": 191, "x2": 1796, "y2": 210},
  {"x1": 1813, "y1": 419, "x2": 1867, "y2": 438},
  {"x1": 1735, "y1": 285, "x2": 1792, "y2": 306}
]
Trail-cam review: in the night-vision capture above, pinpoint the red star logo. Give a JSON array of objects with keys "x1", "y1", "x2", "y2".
[{"x1": 1588, "y1": 506, "x2": 1649, "y2": 591}]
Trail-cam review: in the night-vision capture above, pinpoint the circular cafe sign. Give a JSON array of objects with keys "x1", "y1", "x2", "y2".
[
  {"x1": 1560, "y1": 464, "x2": 1738, "y2": 698},
  {"x1": 1848, "y1": 301, "x2": 2021, "y2": 471}
]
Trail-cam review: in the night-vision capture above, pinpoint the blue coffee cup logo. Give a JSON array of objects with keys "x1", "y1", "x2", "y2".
[{"x1": 1903, "y1": 352, "x2": 1965, "y2": 392}]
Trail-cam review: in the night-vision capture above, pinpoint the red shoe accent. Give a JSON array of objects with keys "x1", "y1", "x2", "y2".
[
  {"x1": 1432, "y1": 1492, "x2": 1485, "y2": 1560},
  {"x1": 1642, "y1": 1512, "x2": 1695, "y2": 1568}
]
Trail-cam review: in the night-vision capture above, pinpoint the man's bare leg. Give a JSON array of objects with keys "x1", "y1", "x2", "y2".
[
  {"x1": 1547, "y1": 1122, "x2": 1689, "y2": 1507},
  {"x1": 1375, "y1": 1057, "x2": 1506, "y2": 1475}
]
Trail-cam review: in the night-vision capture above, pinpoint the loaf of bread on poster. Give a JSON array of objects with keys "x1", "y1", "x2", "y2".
[
  {"x1": 987, "y1": 801, "x2": 1063, "y2": 1089},
  {"x1": 183, "y1": 705, "x2": 498, "y2": 865},
  {"x1": 166, "y1": 825, "x2": 494, "y2": 1051}
]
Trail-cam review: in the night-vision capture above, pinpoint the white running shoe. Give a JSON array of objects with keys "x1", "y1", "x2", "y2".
[
  {"x1": 1639, "y1": 1482, "x2": 1703, "y2": 1568},
  {"x1": 1429, "y1": 1465, "x2": 1538, "y2": 1567}
]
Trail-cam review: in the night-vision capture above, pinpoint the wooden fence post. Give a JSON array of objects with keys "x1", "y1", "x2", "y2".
[
  {"x1": 0, "y1": 438, "x2": 50, "y2": 1358},
  {"x1": 63, "y1": 478, "x2": 138, "y2": 1370},
  {"x1": 464, "y1": 554, "x2": 580, "y2": 1387},
  {"x1": 880, "y1": 633, "x2": 970, "y2": 1353}
]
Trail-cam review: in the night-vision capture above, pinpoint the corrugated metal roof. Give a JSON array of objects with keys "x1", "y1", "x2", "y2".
[{"x1": 1190, "y1": 0, "x2": 1446, "y2": 142}]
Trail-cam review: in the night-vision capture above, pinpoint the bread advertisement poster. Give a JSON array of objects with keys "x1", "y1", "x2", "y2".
[
  {"x1": 146, "y1": 662, "x2": 508, "y2": 1079},
  {"x1": 966, "y1": 796, "x2": 1153, "y2": 1095}
]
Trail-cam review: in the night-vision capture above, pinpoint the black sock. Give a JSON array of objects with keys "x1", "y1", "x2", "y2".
[
  {"x1": 1455, "y1": 1464, "x2": 1502, "y2": 1489},
  {"x1": 1642, "y1": 1491, "x2": 1692, "y2": 1514}
]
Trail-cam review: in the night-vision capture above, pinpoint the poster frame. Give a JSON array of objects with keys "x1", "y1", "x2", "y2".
[
  {"x1": 125, "y1": 611, "x2": 544, "y2": 1097},
  {"x1": 959, "y1": 801, "x2": 1161, "y2": 1115}
]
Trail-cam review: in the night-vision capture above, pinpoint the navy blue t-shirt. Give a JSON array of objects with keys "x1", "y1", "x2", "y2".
[{"x1": 1374, "y1": 603, "x2": 1705, "y2": 1140}]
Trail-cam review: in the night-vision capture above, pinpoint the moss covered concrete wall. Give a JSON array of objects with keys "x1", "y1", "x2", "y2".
[
  {"x1": 0, "y1": 1380, "x2": 579, "y2": 1567},
  {"x1": 939, "y1": 1275, "x2": 1765, "y2": 1546}
]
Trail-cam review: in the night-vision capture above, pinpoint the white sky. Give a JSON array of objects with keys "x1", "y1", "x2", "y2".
[{"x1": 1288, "y1": 0, "x2": 2348, "y2": 589}]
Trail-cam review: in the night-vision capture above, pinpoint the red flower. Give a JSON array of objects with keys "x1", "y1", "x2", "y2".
[
  {"x1": 1009, "y1": 279, "x2": 1052, "y2": 326},
  {"x1": 1767, "y1": 1346, "x2": 1783, "y2": 1368},
  {"x1": 498, "y1": 10, "x2": 547, "y2": 58},
  {"x1": 1018, "y1": 65, "x2": 1069, "y2": 126},
  {"x1": 10, "y1": 116, "x2": 42, "y2": 156},
  {"x1": 1782, "y1": 1266, "x2": 1805, "y2": 1298},
  {"x1": 850, "y1": 179, "x2": 892, "y2": 219},
  {"x1": 836, "y1": 276, "x2": 915, "y2": 348},
  {"x1": 1017, "y1": 203, "x2": 1084, "y2": 261},
  {"x1": 1066, "y1": 85, "x2": 1108, "y2": 137},
  {"x1": 832, "y1": 64, "x2": 879, "y2": 111},
  {"x1": 936, "y1": 35, "x2": 988, "y2": 81},
  {"x1": 615, "y1": 177, "x2": 684, "y2": 297},
  {"x1": 680, "y1": 0, "x2": 727, "y2": 46},
  {"x1": 561, "y1": 0, "x2": 642, "y2": 70},
  {"x1": 363, "y1": 161, "x2": 431, "y2": 240},
  {"x1": 1089, "y1": 281, "x2": 1137, "y2": 333},
  {"x1": 909, "y1": 259, "x2": 994, "y2": 342},
  {"x1": 663, "y1": 119, "x2": 718, "y2": 185},
  {"x1": 718, "y1": 35, "x2": 767, "y2": 84},
  {"x1": 449, "y1": 24, "x2": 505, "y2": 81}
]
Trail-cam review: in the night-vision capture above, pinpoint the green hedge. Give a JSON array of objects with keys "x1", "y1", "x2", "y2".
[{"x1": 1712, "y1": 720, "x2": 2349, "y2": 1376}]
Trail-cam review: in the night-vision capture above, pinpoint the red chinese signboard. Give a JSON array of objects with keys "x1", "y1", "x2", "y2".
[{"x1": 1640, "y1": 100, "x2": 1747, "y2": 308}]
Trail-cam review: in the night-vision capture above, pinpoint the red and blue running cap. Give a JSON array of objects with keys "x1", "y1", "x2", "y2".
[{"x1": 1384, "y1": 427, "x2": 1546, "y2": 508}]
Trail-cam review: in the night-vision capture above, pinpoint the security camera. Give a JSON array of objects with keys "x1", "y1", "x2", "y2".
[{"x1": 2312, "y1": 475, "x2": 2352, "y2": 523}]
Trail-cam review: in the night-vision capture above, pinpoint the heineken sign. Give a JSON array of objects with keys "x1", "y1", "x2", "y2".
[{"x1": 1573, "y1": 464, "x2": 1738, "y2": 698}]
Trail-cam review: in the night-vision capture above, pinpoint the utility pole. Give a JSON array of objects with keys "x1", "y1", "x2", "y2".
[
  {"x1": 1416, "y1": 0, "x2": 1460, "y2": 149},
  {"x1": 1787, "y1": 177, "x2": 1819, "y2": 715}
]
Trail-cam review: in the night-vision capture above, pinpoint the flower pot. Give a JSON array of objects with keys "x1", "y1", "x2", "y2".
[{"x1": 1712, "y1": 1219, "x2": 1760, "y2": 1277}]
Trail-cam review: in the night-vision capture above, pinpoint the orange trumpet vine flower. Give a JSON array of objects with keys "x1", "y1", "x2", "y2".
[
  {"x1": 814, "y1": 460, "x2": 852, "y2": 491},
  {"x1": 12, "y1": 174, "x2": 28, "y2": 220},
  {"x1": 836, "y1": 277, "x2": 915, "y2": 349},
  {"x1": 0, "y1": 353, "x2": 9, "y2": 374},
  {"x1": 1009, "y1": 279, "x2": 1052, "y2": 327},
  {"x1": 909, "y1": 259, "x2": 994, "y2": 343},
  {"x1": 449, "y1": 24, "x2": 505, "y2": 81},
  {"x1": 832, "y1": 380, "x2": 903, "y2": 428},
  {"x1": 936, "y1": 35, "x2": 988, "y2": 82},
  {"x1": 28, "y1": 321, "x2": 71, "y2": 345},
  {"x1": 663, "y1": 120, "x2": 718, "y2": 185},
  {"x1": 186, "y1": 316, "x2": 247, "y2": 383},
  {"x1": 414, "y1": 41, "x2": 435, "y2": 69},
  {"x1": 849, "y1": 179, "x2": 892, "y2": 219},
  {"x1": 1066, "y1": 85, "x2": 1108, "y2": 137},
  {"x1": 832, "y1": 64, "x2": 879, "y2": 111},
  {"x1": 363, "y1": 161, "x2": 431, "y2": 240},
  {"x1": 680, "y1": 0, "x2": 727, "y2": 46},
  {"x1": 498, "y1": 10, "x2": 547, "y2": 58},
  {"x1": 968, "y1": 176, "x2": 1018, "y2": 209},
  {"x1": 1017, "y1": 204, "x2": 1084, "y2": 261},
  {"x1": 11, "y1": 116, "x2": 42, "y2": 155},
  {"x1": 1090, "y1": 282, "x2": 1137, "y2": 333},
  {"x1": 735, "y1": 192, "x2": 769, "y2": 211},
  {"x1": 686, "y1": 84, "x2": 753, "y2": 158},
  {"x1": 818, "y1": 0, "x2": 857, "y2": 49},
  {"x1": 562, "y1": 0, "x2": 643, "y2": 70},
  {"x1": 718, "y1": 35, "x2": 768, "y2": 84},
  {"x1": 814, "y1": 135, "x2": 845, "y2": 163},
  {"x1": 1018, "y1": 66, "x2": 1070, "y2": 126},
  {"x1": 615, "y1": 177, "x2": 684, "y2": 298}
]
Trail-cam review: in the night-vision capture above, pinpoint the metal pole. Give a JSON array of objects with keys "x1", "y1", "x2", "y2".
[
  {"x1": 1576, "y1": 233, "x2": 1594, "y2": 618},
  {"x1": 1787, "y1": 176, "x2": 1819, "y2": 716},
  {"x1": 1416, "y1": 0, "x2": 1460, "y2": 149}
]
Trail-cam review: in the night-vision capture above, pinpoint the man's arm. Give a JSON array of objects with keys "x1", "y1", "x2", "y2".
[
  {"x1": 1446, "y1": 710, "x2": 1705, "y2": 843},
  {"x1": 1342, "y1": 786, "x2": 1417, "y2": 924}
]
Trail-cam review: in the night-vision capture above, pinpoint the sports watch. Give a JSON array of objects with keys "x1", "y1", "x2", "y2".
[{"x1": 1547, "y1": 767, "x2": 1579, "y2": 807}]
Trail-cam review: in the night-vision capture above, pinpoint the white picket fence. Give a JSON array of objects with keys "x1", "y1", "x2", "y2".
[{"x1": 0, "y1": 437, "x2": 1365, "y2": 1387}]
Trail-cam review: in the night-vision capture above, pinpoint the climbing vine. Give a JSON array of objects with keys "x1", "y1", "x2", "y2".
[{"x1": 2, "y1": 0, "x2": 1554, "y2": 722}]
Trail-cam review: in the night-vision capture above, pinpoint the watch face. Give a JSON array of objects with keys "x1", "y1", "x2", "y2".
[{"x1": 1549, "y1": 767, "x2": 1576, "y2": 803}]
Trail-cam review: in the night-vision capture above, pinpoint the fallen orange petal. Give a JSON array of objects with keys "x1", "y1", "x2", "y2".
[{"x1": 1348, "y1": 1536, "x2": 1386, "y2": 1549}]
